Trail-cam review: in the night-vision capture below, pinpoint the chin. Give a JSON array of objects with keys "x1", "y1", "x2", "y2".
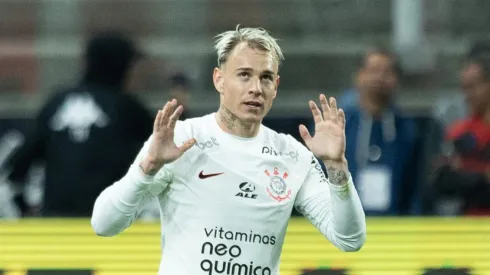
[{"x1": 240, "y1": 112, "x2": 264, "y2": 123}]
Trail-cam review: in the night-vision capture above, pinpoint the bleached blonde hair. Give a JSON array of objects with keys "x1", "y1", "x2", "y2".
[{"x1": 213, "y1": 25, "x2": 285, "y2": 68}]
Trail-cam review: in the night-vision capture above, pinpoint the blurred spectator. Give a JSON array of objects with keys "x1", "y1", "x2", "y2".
[
  {"x1": 431, "y1": 53, "x2": 490, "y2": 216},
  {"x1": 432, "y1": 41, "x2": 490, "y2": 132},
  {"x1": 3, "y1": 31, "x2": 153, "y2": 217},
  {"x1": 426, "y1": 41, "x2": 490, "y2": 215},
  {"x1": 342, "y1": 48, "x2": 420, "y2": 215}
]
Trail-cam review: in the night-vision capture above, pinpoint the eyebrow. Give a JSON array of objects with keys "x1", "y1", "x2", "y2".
[{"x1": 236, "y1": 67, "x2": 276, "y2": 75}]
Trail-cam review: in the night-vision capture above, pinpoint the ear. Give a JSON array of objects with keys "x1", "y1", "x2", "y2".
[
  {"x1": 272, "y1": 75, "x2": 280, "y2": 99},
  {"x1": 213, "y1": 67, "x2": 224, "y2": 94}
]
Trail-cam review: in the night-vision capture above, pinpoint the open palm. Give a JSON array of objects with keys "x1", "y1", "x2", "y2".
[
  {"x1": 299, "y1": 94, "x2": 346, "y2": 162},
  {"x1": 147, "y1": 99, "x2": 196, "y2": 166}
]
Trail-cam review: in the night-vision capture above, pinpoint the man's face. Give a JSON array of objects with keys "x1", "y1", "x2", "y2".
[
  {"x1": 461, "y1": 63, "x2": 490, "y2": 115},
  {"x1": 213, "y1": 42, "x2": 279, "y2": 123},
  {"x1": 358, "y1": 53, "x2": 397, "y2": 98}
]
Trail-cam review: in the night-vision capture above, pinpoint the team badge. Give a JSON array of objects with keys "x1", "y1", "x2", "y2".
[{"x1": 265, "y1": 167, "x2": 292, "y2": 202}]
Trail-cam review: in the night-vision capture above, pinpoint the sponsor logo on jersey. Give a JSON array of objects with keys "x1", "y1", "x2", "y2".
[
  {"x1": 264, "y1": 167, "x2": 292, "y2": 202},
  {"x1": 200, "y1": 226, "x2": 275, "y2": 275},
  {"x1": 236, "y1": 182, "x2": 257, "y2": 199},
  {"x1": 196, "y1": 137, "x2": 220, "y2": 150},
  {"x1": 198, "y1": 170, "x2": 224, "y2": 179},
  {"x1": 261, "y1": 146, "x2": 298, "y2": 161}
]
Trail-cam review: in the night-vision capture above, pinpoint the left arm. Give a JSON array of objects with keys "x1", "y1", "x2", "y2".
[
  {"x1": 297, "y1": 94, "x2": 366, "y2": 251},
  {"x1": 295, "y1": 156, "x2": 366, "y2": 252}
]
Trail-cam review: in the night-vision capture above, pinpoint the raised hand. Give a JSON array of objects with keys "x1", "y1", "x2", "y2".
[
  {"x1": 140, "y1": 99, "x2": 196, "y2": 175},
  {"x1": 299, "y1": 94, "x2": 349, "y2": 185},
  {"x1": 299, "y1": 94, "x2": 346, "y2": 163}
]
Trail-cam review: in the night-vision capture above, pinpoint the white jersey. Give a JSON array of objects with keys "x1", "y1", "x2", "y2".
[{"x1": 91, "y1": 113, "x2": 366, "y2": 275}]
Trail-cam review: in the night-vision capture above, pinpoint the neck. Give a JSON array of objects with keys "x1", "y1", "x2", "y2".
[
  {"x1": 359, "y1": 91, "x2": 390, "y2": 118},
  {"x1": 216, "y1": 107, "x2": 261, "y2": 138}
]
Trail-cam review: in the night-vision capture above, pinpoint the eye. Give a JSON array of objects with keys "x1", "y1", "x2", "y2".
[
  {"x1": 238, "y1": 71, "x2": 250, "y2": 78},
  {"x1": 261, "y1": 75, "x2": 273, "y2": 81}
]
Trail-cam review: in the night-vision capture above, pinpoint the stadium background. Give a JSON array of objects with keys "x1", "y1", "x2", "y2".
[{"x1": 2, "y1": 0, "x2": 490, "y2": 274}]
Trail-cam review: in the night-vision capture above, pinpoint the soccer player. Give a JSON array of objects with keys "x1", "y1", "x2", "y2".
[{"x1": 91, "y1": 26, "x2": 366, "y2": 275}]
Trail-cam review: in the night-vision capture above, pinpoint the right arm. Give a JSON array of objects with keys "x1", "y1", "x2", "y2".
[
  {"x1": 91, "y1": 139, "x2": 166, "y2": 236},
  {"x1": 91, "y1": 100, "x2": 195, "y2": 236}
]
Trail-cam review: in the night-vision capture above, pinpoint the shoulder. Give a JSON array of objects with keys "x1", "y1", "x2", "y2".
[
  {"x1": 37, "y1": 87, "x2": 78, "y2": 117},
  {"x1": 338, "y1": 88, "x2": 359, "y2": 109},
  {"x1": 46, "y1": 86, "x2": 77, "y2": 104},
  {"x1": 174, "y1": 114, "x2": 212, "y2": 138}
]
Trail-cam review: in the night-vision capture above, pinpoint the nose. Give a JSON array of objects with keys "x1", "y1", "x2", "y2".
[{"x1": 248, "y1": 78, "x2": 262, "y2": 96}]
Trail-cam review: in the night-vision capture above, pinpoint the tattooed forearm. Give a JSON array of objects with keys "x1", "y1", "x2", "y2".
[{"x1": 325, "y1": 164, "x2": 349, "y2": 186}]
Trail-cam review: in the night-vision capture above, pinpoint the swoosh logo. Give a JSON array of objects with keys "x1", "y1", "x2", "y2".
[{"x1": 198, "y1": 170, "x2": 224, "y2": 179}]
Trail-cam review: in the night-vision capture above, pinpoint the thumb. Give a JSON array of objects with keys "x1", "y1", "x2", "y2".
[
  {"x1": 299, "y1": 124, "x2": 312, "y2": 144},
  {"x1": 179, "y1": 138, "x2": 197, "y2": 153}
]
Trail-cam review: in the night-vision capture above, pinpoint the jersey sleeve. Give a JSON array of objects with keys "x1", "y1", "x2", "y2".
[
  {"x1": 292, "y1": 139, "x2": 366, "y2": 252},
  {"x1": 91, "y1": 120, "x2": 192, "y2": 236}
]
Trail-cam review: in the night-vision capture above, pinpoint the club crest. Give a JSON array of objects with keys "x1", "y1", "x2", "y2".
[{"x1": 265, "y1": 167, "x2": 292, "y2": 202}]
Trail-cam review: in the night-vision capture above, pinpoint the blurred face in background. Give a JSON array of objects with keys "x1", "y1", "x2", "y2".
[
  {"x1": 357, "y1": 53, "x2": 397, "y2": 101},
  {"x1": 125, "y1": 59, "x2": 148, "y2": 93},
  {"x1": 461, "y1": 63, "x2": 490, "y2": 116},
  {"x1": 213, "y1": 42, "x2": 279, "y2": 124}
]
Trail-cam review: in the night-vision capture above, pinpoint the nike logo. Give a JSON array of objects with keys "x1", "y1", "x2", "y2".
[{"x1": 198, "y1": 170, "x2": 224, "y2": 179}]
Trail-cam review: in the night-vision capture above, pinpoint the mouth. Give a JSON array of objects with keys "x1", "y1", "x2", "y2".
[{"x1": 243, "y1": 101, "x2": 263, "y2": 109}]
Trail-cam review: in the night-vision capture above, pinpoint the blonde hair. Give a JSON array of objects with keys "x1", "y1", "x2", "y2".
[{"x1": 213, "y1": 25, "x2": 285, "y2": 68}]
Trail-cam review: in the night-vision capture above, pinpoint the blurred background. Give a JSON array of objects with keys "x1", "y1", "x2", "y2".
[{"x1": 2, "y1": 0, "x2": 490, "y2": 274}]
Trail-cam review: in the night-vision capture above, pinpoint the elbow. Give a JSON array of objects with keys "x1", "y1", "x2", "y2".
[
  {"x1": 337, "y1": 230, "x2": 366, "y2": 252},
  {"x1": 90, "y1": 203, "x2": 132, "y2": 237},
  {"x1": 91, "y1": 202, "x2": 124, "y2": 237},
  {"x1": 90, "y1": 187, "x2": 124, "y2": 237},
  {"x1": 91, "y1": 216, "x2": 117, "y2": 237}
]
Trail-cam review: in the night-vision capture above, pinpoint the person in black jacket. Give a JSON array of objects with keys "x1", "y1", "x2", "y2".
[{"x1": 5, "y1": 31, "x2": 153, "y2": 217}]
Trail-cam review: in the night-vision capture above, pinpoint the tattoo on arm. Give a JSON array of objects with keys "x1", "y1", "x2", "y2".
[{"x1": 326, "y1": 166, "x2": 348, "y2": 186}]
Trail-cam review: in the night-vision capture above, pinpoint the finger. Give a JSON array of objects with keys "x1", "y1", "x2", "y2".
[
  {"x1": 338, "y1": 108, "x2": 346, "y2": 130},
  {"x1": 179, "y1": 138, "x2": 196, "y2": 153},
  {"x1": 319, "y1": 94, "x2": 331, "y2": 120},
  {"x1": 161, "y1": 100, "x2": 175, "y2": 126},
  {"x1": 167, "y1": 105, "x2": 184, "y2": 130},
  {"x1": 299, "y1": 124, "x2": 312, "y2": 144},
  {"x1": 153, "y1": 110, "x2": 162, "y2": 132},
  {"x1": 309, "y1": 100, "x2": 323, "y2": 124},
  {"x1": 329, "y1": 97, "x2": 339, "y2": 123}
]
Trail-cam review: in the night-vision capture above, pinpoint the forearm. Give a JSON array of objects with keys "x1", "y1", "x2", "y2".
[
  {"x1": 91, "y1": 164, "x2": 155, "y2": 236},
  {"x1": 327, "y1": 174, "x2": 366, "y2": 243},
  {"x1": 310, "y1": 159, "x2": 365, "y2": 251},
  {"x1": 323, "y1": 159, "x2": 365, "y2": 235}
]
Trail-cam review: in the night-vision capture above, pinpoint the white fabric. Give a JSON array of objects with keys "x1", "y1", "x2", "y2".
[{"x1": 91, "y1": 113, "x2": 366, "y2": 275}]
